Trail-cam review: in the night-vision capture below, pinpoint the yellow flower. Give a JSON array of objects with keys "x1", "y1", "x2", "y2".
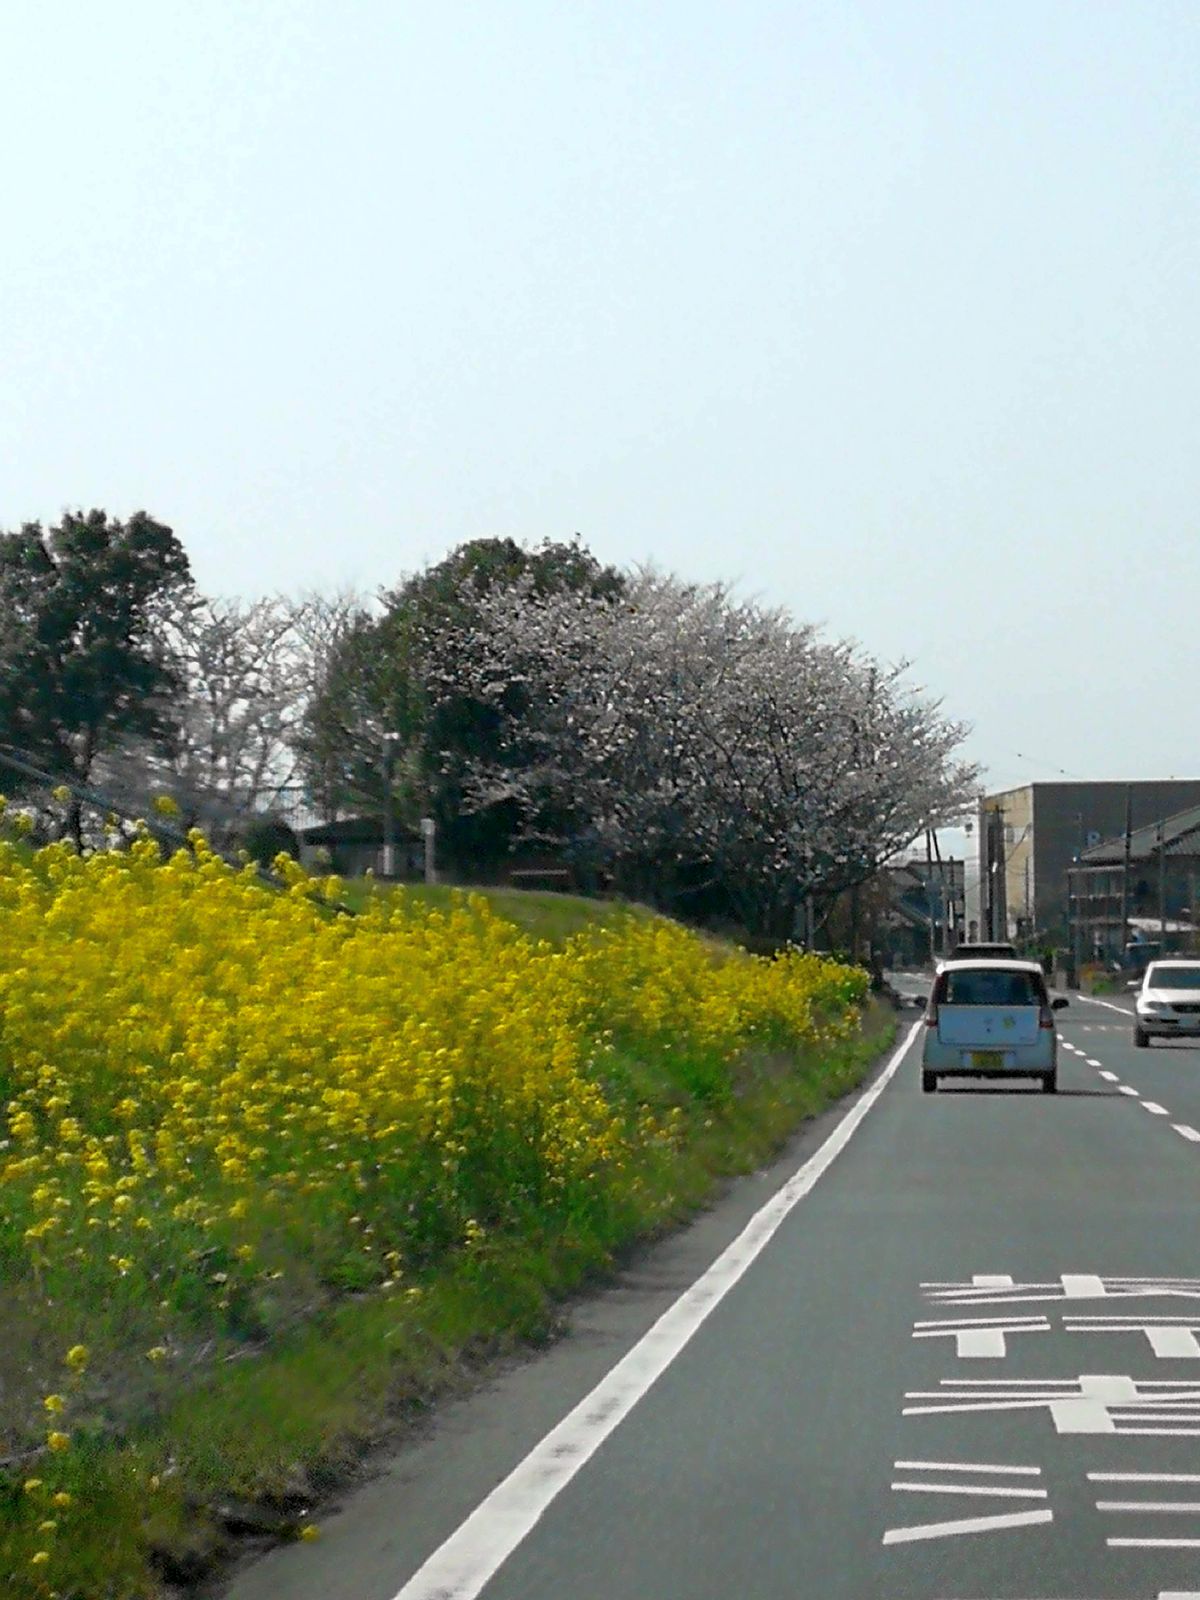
[
  {"x1": 38, "y1": 1519, "x2": 57, "y2": 1534},
  {"x1": 152, "y1": 794, "x2": 181, "y2": 818},
  {"x1": 42, "y1": 1394, "x2": 66, "y2": 1415},
  {"x1": 30, "y1": 1550, "x2": 49, "y2": 1567},
  {"x1": 46, "y1": 1431, "x2": 70, "y2": 1452},
  {"x1": 23, "y1": 1479, "x2": 44, "y2": 1494},
  {"x1": 52, "y1": 1491, "x2": 72, "y2": 1508},
  {"x1": 64, "y1": 1345, "x2": 88, "y2": 1373},
  {"x1": 298, "y1": 1523, "x2": 321, "y2": 1541},
  {"x1": 145, "y1": 1346, "x2": 168, "y2": 1363}
]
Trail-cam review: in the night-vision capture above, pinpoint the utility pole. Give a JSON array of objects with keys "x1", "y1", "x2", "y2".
[
  {"x1": 1118, "y1": 785, "x2": 1133, "y2": 968},
  {"x1": 925, "y1": 828, "x2": 937, "y2": 963},
  {"x1": 1159, "y1": 819, "x2": 1167, "y2": 949},
  {"x1": 989, "y1": 808, "x2": 1008, "y2": 941},
  {"x1": 1024, "y1": 855, "x2": 1031, "y2": 945}
]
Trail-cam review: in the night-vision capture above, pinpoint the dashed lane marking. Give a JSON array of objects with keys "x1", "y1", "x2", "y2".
[
  {"x1": 891, "y1": 1482, "x2": 1049, "y2": 1499},
  {"x1": 1100, "y1": 1071, "x2": 1119, "y2": 1082},
  {"x1": 1174, "y1": 1125, "x2": 1200, "y2": 1143},
  {"x1": 1090, "y1": 1472, "x2": 1200, "y2": 1483},
  {"x1": 1142, "y1": 1102, "x2": 1169, "y2": 1116},
  {"x1": 1119, "y1": 1085, "x2": 1141, "y2": 1097},
  {"x1": 896, "y1": 1460, "x2": 1042, "y2": 1475}
]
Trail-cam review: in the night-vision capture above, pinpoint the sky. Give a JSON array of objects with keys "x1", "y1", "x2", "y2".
[{"x1": 3, "y1": 1, "x2": 1198, "y2": 811}]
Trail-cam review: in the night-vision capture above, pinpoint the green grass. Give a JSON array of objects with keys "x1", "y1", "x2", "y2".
[
  {"x1": 336, "y1": 878, "x2": 661, "y2": 945},
  {"x1": 0, "y1": 994, "x2": 893, "y2": 1598}
]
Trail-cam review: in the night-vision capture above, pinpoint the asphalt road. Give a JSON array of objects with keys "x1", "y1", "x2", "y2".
[{"x1": 226, "y1": 998, "x2": 1200, "y2": 1600}]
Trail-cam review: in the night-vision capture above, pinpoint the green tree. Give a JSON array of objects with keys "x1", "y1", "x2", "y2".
[
  {"x1": 293, "y1": 537, "x2": 623, "y2": 875},
  {"x1": 0, "y1": 509, "x2": 192, "y2": 839}
]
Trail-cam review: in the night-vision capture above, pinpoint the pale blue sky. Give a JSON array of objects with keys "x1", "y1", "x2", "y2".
[{"x1": 3, "y1": 2, "x2": 1198, "y2": 796}]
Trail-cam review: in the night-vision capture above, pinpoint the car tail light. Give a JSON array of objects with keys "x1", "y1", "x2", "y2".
[
  {"x1": 1039, "y1": 1003, "x2": 1055, "y2": 1030},
  {"x1": 926, "y1": 985, "x2": 941, "y2": 1027}
]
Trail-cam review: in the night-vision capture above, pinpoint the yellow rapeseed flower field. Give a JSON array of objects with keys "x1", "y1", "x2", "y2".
[{"x1": 0, "y1": 808, "x2": 865, "y2": 1506}]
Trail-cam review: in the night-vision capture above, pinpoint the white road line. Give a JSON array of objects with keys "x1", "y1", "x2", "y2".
[
  {"x1": 912, "y1": 1317, "x2": 1048, "y2": 1328},
  {"x1": 1175, "y1": 1125, "x2": 1200, "y2": 1143},
  {"x1": 1120, "y1": 1085, "x2": 1141, "y2": 1097},
  {"x1": 891, "y1": 1482, "x2": 1048, "y2": 1499},
  {"x1": 882, "y1": 1508, "x2": 1053, "y2": 1545},
  {"x1": 1090, "y1": 1473, "x2": 1200, "y2": 1483},
  {"x1": 1086, "y1": 1057, "x2": 1103, "y2": 1066},
  {"x1": 1080, "y1": 995, "x2": 1136, "y2": 1016},
  {"x1": 1109, "y1": 1538, "x2": 1200, "y2": 1548},
  {"x1": 1097, "y1": 1501, "x2": 1200, "y2": 1512},
  {"x1": 895, "y1": 1459, "x2": 1041, "y2": 1475},
  {"x1": 1099, "y1": 1070, "x2": 1119, "y2": 1082},
  {"x1": 387, "y1": 1022, "x2": 923, "y2": 1600},
  {"x1": 1143, "y1": 1102, "x2": 1170, "y2": 1116}
]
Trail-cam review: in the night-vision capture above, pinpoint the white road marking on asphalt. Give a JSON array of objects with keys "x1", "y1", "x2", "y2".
[
  {"x1": 903, "y1": 1375, "x2": 1200, "y2": 1433},
  {"x1": 1090, "y1": 1473, "x2": 1200, "y2": 1483},
  {"x1": 1062, "y1": 1274, "x2": 1106, "y2": 1298},
  {"x1": 882, "y1": 1508, "x2": 1052, "y2": 1545},
  {"x1": 387, "y1": 1022, "x2": 923, "y2": 1600},
  {"x1": 1120, "y1": 1085, "x2": 1141, "y2": 1097},
  {"x1": 1086, "y1": 1057, "x2": 1103, "y2": 1066},
  {"x1": 1080, "y1": 996, "x2": 1136, "y2": 1016},
  {"x1": 1097, "y1": 1501, "x2": 1200, "y2": 1512},
  {"x1": 1142, "y1": 1101, "x2": 1169, "y2": 1115},
  {"x1": 891, "y1": 1482, "x2": 1048, "y2": 1499},
  {"x1": 896, "y1": 1459, "x2": 1041, "y2": 1475},
  {"x1": 1065, "y1": 1318, "x2": 1200, "y2": 1358},
  {"x1": 924, "y1": 1277, "x2": 1200, "y2": 1306},
  {"x1": 1175, "y1": 1125, "x2": 1200, "y2": 1142},
  {"x1": 1100, "y1": 1071, "x2": 1119, "y2": 1082},
  {"x1": 912, "y1": 1315, "x2": 1050, "y2": 1357},
  {"x1": 1109, "y1": 1538, "x2": 1200, "y2": 1548}
]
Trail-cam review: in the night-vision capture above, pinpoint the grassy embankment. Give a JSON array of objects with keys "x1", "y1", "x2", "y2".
[{"x1": 0, "y1": 820, "x2": 892, "y2": 1598}]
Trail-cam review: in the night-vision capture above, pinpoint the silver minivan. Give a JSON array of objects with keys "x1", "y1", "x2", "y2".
[{"x1": 922, "y1": 959, "x2": 1068, "y2": 1094}]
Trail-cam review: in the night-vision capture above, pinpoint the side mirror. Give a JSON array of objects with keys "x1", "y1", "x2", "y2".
[{"x1": 1052, "y1": 996, "x2": 1069, "y2": 1010}]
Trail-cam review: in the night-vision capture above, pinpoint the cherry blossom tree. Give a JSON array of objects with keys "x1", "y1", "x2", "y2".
[{"x1": 424, "y1": 569, "x2": 977, "y2": 939}]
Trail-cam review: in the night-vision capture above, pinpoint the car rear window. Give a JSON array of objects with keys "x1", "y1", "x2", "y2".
[
  {"x1": 940, "y1": 968, "x2": 1045, "y2": 1006},
  {"x1": 1146, "y1": 965, "x2": 1200, "y2": 990}
]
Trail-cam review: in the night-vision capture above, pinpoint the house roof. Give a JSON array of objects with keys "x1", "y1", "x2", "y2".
[
  {"x1": 1079, "y1": 803, "x2": 1200, "y2": 865},
  {"x1": 299, "y1": 815, "x2": 419, "y2": 845}
]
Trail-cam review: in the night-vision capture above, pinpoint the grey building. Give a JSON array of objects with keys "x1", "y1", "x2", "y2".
[
  {"x1": 977, "y1": 781, "x2": 1200, "y2": 943},
  {"x1": 1068, "y1": 804, "x2": 1200, "y2": 962}
]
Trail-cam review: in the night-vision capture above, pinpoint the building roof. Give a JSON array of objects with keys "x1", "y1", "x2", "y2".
[
  {"x1": 299, "y1": 814, "x2": 420, "y2": 845},
  {"x1": 1079, "y1": 803, "x2": 1200, "y2": 865}
]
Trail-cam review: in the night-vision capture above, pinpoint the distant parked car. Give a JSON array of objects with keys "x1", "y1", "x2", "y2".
[
  {"x1": 922, "y1": 959, "x2": 1068, "y2": 1093},
  {"x1": 1134, "y1": 961, "x2": 1200, "y2": 1047},
  {"x1": 938, "y1": 942, "x2": 1018, "y2": 969}
]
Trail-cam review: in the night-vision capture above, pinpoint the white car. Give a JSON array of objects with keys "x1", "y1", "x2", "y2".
[
  {"x1": 1134, "y1": 960, "x2": 1200, "y2": 1046},
  {"x1": 922, "y1": 959, "x2": 1068, "y2": 1093}
]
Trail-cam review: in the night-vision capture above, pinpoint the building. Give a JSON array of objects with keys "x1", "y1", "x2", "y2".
[
  {"x1": 298, "y1": 815, "x2": 426, "y2": 879},
  {"x1": 882, "y1": 857, "x2": 966, "y2": 965},
  {"x1": 1068, "y1": 803, "x2": 1200, "y2": 962},
  {"x1": 977, "y1": 781, "x2": 1200, "y2": 944}
]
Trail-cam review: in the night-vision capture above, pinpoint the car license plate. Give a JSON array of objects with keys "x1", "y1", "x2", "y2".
[{"x1": 969, "y1": 1051, "x2": 1005, "y2": 1070}]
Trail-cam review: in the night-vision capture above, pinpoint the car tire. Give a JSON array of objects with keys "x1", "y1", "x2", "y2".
[
  {"x1": 1042, "y1": 1072, "x2": 1057, "y2": 1094},
  {"x1": 922, "y1": 1071, "x2": 937, "y2": 1094},
  {"x1": 1134, "y1": 1027, "x2": 1149, "y2": 1048}
]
